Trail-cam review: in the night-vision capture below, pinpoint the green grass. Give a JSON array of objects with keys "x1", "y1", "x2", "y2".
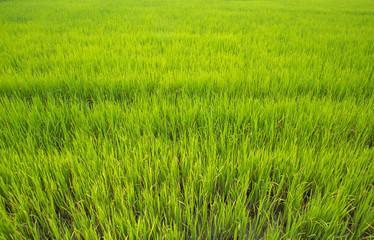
[{"x1": 1, "y1": 0, "x2": 374, "y2": 239}]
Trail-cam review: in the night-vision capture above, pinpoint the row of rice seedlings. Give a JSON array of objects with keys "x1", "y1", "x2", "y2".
[{"x1": 0, "y1": 94, "x2": 373, "y2": 238}]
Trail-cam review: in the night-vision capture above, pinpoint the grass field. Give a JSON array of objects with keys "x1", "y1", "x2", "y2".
[{"x1": 1, "y1": 0, "x2": 374, "y2": 239}]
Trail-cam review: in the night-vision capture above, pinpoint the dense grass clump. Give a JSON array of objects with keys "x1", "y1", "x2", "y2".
[{"x1": 1, "y1": 0, "x2": 374, "y2": 239}]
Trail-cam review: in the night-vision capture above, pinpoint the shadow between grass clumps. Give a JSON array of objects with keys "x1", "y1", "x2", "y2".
[
  {"x1": 5, "y1": 16, "x2": 32, "y2": 23},
  {"x1": 0, "y1": 81, "x2": 372, "y2": 105}
]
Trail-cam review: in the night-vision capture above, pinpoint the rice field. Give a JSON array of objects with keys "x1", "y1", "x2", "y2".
[{"x1": 0, "y1": 0, "x2": 374, "y2": 239}]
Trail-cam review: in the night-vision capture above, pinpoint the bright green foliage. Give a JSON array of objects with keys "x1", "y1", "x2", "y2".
[{"x1": 0, "y1": 0, "x2": 374, "y2": 239}]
